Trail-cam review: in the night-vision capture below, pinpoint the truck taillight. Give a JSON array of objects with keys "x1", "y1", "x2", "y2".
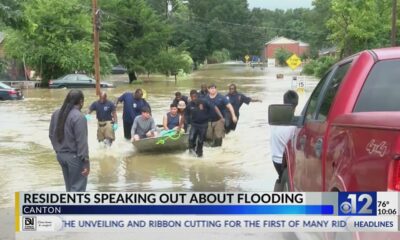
[{"x1": 388, "y1": 156, "x2": 400, "y2": 191}]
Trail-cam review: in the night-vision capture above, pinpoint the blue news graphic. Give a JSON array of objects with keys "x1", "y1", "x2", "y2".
[
  {"x1": 22, "y1": 205, "x2": 334, "y2": 215},
  {"x1": 338, "y1": 192, "x2": 377, "y2": 216}
]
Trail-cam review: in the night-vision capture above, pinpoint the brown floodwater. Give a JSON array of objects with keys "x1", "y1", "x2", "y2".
[{"x1": 0, "y1": 63, "x2": 312, "y2": 207}]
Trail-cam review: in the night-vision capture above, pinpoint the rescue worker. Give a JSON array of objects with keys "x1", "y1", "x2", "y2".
[
  {"x1": 206, "y1": 84, "x2": 237, "y2": 147},
  {"x1": 187, "y1": 90, "x2": 224, "y2": 157},
  {"x1": 225, "y1": 83, "x2": 261, "y2": 133},
  {"x1": 49, "y1": 90, "x2": 89, "y2": 192},
  {"x1": 131, "y1": 107, "x2": 157, "y2": 141},
  {"x1": 87, "y1": 92, "x2": 118, "y2": 147},
  {"x1": 199, "y1": 83, "x2": 208, "y2": 99},
  {"x1": 116, "y1": 88, "x2": 151, "y2": 140},
  {"x1": 172, "y1": 91, "x2": 189, "y2": 105}
]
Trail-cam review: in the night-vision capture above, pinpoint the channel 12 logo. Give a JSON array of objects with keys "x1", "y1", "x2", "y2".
[{"x1": 338, "y1": 192, "x2": 377, "y2": 216}]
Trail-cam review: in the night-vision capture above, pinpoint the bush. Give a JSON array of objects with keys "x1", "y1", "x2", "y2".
[
  {"x1": 301, "y1": 56, "x2": 337, "y2": 78},
  {"x1": 207, "y1": 48, "x2": 230, "y2": 64},
  {"x1": 156, "y1": 48, "x2": 194, "y2": 77},
  {"x1": 314, "y1": 56, "x2": 337, "y2": 78},
  {"x1": 274, "y1": 48, "x2": 292, "y2": 66},
  {"x1": 180, "y1": 52, "x2": 194, "y2": 74},
  {"x1": 301, "y1": 59, "x2": 317, "y2": 75}
]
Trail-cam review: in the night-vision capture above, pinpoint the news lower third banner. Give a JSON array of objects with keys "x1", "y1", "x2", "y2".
[{"x1": 15, "y1": 192, "x2": 399, "y2": 232}]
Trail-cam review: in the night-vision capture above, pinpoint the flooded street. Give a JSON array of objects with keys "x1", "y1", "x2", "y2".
[{"x1": 0, "y1": 63, "x2": 312, "y2": 208}]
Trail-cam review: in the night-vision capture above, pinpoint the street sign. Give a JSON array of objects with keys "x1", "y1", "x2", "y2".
[
  {"x1": 267, "y1": 58, "x2": 275, "y2": 67},
  {"x1": 296, "y1": 76, "x2": 305, "y2": 93},
  {"x1": 286, "y1": 54, "x2": 302, "y2": 70}
]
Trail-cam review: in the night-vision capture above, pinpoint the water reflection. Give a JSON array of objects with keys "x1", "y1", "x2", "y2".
[{"x1": 189, "y1": 164, "x2": 230, "y2": 191}]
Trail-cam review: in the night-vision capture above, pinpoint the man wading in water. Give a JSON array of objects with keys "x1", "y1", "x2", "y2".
[
  {"x1": 225, "y1": 83, "x2": 261, "y2": 134},
  {"x1": 49, "y1": 90, "x2": 90, "y2": 192},
  {"x1": 87, "y1": 92, "x2": 118, "y2": 147},
  {"x1": 206, "y1": 84, "x2": 237, "y2": 147},
  {"x1": 187, "y1": 90, "x2": 224, "y2": 157},
  {"x1": 116, "y1": 88, "x2": 151, "y2": 140}
]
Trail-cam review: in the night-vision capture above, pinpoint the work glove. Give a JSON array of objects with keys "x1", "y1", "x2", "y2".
[
  {"x1": 85, "y1": 114, "x2": 92, "y2": 121},
  {"x1": 112, "y1": 123, "x2": 118, "y2": 131}
]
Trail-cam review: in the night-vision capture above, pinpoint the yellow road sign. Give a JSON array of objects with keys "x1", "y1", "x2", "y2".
[{"x1": 286, "y1": 54, "x2": 302, "y2": 70}]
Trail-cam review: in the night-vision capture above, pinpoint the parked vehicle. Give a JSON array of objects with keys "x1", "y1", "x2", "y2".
[
  {"x1": 269, "y1": 47, "x2": 400, "y2": 192},
  {"x1": 0, "y1": 82, "x2": 24, "y2": 100},
  {"x1": 111, "y1": 65, "x2": 127, "y2": 74},
  {"x1": 49, "y1": 74, "x2": 114, "y2": 88}
]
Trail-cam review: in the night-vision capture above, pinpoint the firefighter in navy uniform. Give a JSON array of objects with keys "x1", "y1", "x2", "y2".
[
  {"x1": 187, "y1": 90, "x2": 223, "y2": 157},
  {"x1": 225, "y1": 83, "x2": 261, "y2": 133}
]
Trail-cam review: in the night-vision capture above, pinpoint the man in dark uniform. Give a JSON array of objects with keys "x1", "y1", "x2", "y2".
[
  {"x1": 206, "y1": 84, "x2": 237, "y2": 147},
  {"x1": 49, "y1": 90, "x2": 89, "y2": 192},
  {"x1": 225, "y1": 83, "x2": 261, "y2": 133},
  {"x1": 199, "y1": 83, "x2": 208, "y2": 99},
  {"x1": 116, "y1": 88, "x2": 151, "y2": 140},
  {"x1": 187, "y1": 90, "x2": 224, "y2": 157},
  {"x1": 172, "y1": 91, "x2": 189, "y2": 105},
  {"x1": 87, "y1": 92, "x2": 118, "y2": 147}
]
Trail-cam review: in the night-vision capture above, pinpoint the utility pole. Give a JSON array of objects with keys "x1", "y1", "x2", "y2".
[
  {"x1": 392, "y1": 0, "x2": 397, "y2": 46},
  {"x1": 92, "y1": 0, "x2": 101, "y2": 96}
]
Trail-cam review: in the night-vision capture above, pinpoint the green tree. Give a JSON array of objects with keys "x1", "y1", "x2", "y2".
[
  {"x1": 0, "y1": 0, "x2": 26, "y2": 28},
  {"x1": 308, "y1": 0, "x2": 332, "y2": 50},
  {"x1": 101, "y1": 0, "x2": 170, "y2": 83},
  {"x1": 327, "y1": 0, "x2": 391, "y2": 57},
  {"x1": 146, "y1": 0, "x2": 182, "y2": 17},
  {"x1": 156, "y1": 48, "x2": 193, "y2": 81},
  {"x1": 274, "y1": 48, "x2": 292, "y2": 66},
  {"x1": 4, "y1": 0, "x2": 115, "y2": 84},
  {"x1": 169, "y1": 17, "x2": 208, "y2": 68},
  {"x1": 171, "y1": 0, "x2": 257, "y2": 65}
]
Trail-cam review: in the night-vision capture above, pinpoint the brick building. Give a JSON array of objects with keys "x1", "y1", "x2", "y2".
[{"x1": 264, "y1": 37, "x2": 310, "y2": 65}]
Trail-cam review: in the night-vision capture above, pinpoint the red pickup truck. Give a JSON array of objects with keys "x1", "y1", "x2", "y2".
[{"x1": 269, "y1": 47, "x2": 400, "y2": 192}]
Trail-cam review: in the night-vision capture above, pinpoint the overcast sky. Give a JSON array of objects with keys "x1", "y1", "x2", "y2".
[{"x1": 247, "y1": 0, "x2": 313, "y2": 10}]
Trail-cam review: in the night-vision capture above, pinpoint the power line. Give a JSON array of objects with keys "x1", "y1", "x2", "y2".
[
  {"x1": 12, "y1": 3, "x2": 328, "y2": 43},
  {"x1": 101, "y1": 11, "x2": 326, "y2": 37},
  {"x1": 73, "y1": 2, "x2": 327, "y2": 36}
]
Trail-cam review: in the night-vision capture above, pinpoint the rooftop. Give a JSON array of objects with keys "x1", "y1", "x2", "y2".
[{"x1": 265, "y1": 36, "x2": 298, "y2": 45}]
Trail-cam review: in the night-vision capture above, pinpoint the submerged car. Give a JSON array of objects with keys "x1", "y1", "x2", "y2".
[
  {"x1": 111, "y1": 65, "x2": 127, "y2": 74},
  {"x1": 49, "y1": 74, "x2": 114, "y2": 88},
  {"x1": 0, "y1": 82, "x2": 24, "y2": 100}
]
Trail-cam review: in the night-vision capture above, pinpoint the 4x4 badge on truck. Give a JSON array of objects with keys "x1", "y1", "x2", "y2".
[{"x1": 366, "y1": 139, "x2": 388, "y2": 157}]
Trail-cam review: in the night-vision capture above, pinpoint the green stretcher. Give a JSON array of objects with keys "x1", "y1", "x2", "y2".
[{"x1": 132, "y1": 129, "x2": 189, "y2": 153}]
